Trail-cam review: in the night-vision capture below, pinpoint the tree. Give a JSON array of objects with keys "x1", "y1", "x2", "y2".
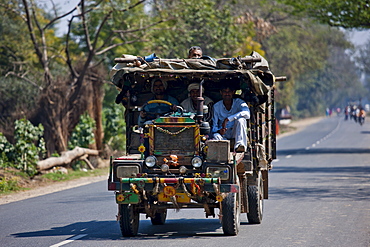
[
  {"x1": 0, "y1": 0, "x2": 163, "y2": 155},
  {"x1": 278, "y1": 0, "x2": 370, "y2": 29},
  {"x1": 295, "y1": 47, "x2": 365, "y2": 118},
  {"x1": 142, "y1": 0, "x2": 260, "y2": 58},
  {"x1": 233, "y1": 0, "x2": 361, "y2": 117},
  {"x1": 357, "y1": 39, "x2": 370, "y2": 92}
]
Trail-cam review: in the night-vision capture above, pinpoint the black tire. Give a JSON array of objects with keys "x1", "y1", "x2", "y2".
[
  {"x1": 247, "y1": 172, "x2": 263, "y2": 224},
  {"x1": 150, "y1": 209, "x2": 167, "y2": 225},
  {"x1": 119, "y1": 204, "x2": 139, "y2": 237},
  {"x1": 221, "y1": 192, "x2": 241, "y2": 235}
]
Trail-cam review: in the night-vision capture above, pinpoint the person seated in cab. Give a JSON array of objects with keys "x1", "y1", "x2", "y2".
[
  {"x1": 180, "y1": 83, "x2": 214, "y2": 122},
  {"x1": 138, "y1": 79, "x2": 179, "y2": 126},
  {"x1": 212, "y1": 85, "x2": 250, "y2": 152}
]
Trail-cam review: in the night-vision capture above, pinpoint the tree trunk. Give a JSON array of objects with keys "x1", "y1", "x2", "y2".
[{"x1": 37, "y1": 146, "x2": 99, "y2": 171}]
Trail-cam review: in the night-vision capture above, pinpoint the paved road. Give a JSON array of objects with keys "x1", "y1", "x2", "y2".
[{"x1": 0, "y1": 117, "x2": 369, "y2": 247}]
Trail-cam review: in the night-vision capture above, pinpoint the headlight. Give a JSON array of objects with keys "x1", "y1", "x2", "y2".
[
  {"x1": 206, "y1": 166, "x2": 229, "y2": 180},
  {"x1": 117, "y1": 165, "x2": 140, "y2": 178},
  {"x1": 145, "y1": 156, "x2": 157, "y2": 167},
  {"x1": 161, "y1": 164, "x2": 169, "y2": 173},
  {"x1": 179, "y1": 166, "x2": 187, "y2": 174},
  {"x1": 191, "y1": 156, "x2": 203, "y2": 168}
]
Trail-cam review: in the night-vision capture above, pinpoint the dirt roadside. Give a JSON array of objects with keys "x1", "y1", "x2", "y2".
[{"x1": 0, "y1": 116, "x2": 324, "y2": 205}]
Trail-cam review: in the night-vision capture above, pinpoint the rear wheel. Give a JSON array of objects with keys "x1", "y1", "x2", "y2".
[
  {"x1": 247, "y1": 171, "x2": 264, "y2": 224},
  {"x1": 221, "y1": 192, "x2": 241, "y2": 235},
  {"x1": 150, "y1": 209, "x2": 167, "y2": 225},
  {"x1": 119, "y1": 204, "x2": 139, "y2": 237}
]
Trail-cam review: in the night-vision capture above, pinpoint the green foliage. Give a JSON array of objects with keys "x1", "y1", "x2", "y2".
[
  {"x1": 0, "y1": 119, "x2": 45, "y2": 176},
  {"x1": 13, "y1": 119, "x2": 46, "y2": 176},
  {"x1": 292, "y1": 45, "x2": 365, "y2": 118},
  {"x1": 68, "y1": 113, "x2": 96, "y2": 149},
  {"x1": 102, "y1": 83, "x2": 126, "y2": 152},
  {"x1": 145, "y1": 0, "x2": 255, "y2": 58},
  {"x1": 103, "y1": 104, "x2": 126, "y2": 151},
  {"x1": 0, "y1": 133, "x2": 14, "y2": 168},
  {"x1": 42, "y1": 171, "x2": 67, "y2": 181},
  {"x1": 41, "y1": 167, "x2": 109, "y2": 182},
  {"x1": 278, "y1": 0, "x2": 370, "y2": 29},
  {"x1": 0, "y1": 76, "x2": 40, "y2": 129},
  {"x1": 67, "y1": 112, "x2": 96, "y2": 170},
  {"x1": 0, "y1": 177, "x2": 20, "y2": 193},
  {"x1": 263, "y1": 20, "x2": 358, "y2": 117}
]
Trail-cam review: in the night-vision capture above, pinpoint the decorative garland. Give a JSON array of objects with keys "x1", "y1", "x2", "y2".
[{"x1": 154, "y1": 125, "x2": 189, "y2": 136}]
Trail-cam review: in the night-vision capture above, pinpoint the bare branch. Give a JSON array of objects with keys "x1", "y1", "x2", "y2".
[
  {"x1": 65, "y1": 17, "x2": 78, "y2": 78},
  {"x1": 92, "y1": 0, "x2": 148, "y2": 53},
  {"x1": 95, "y1": 38, "x2": 150, "y2": 55},
  {"x1": 113, "y1": 18, "x2": 170, "y2": 34},
  {"x1": 5, "y1": 71, "x2": 43, "y2": 90},
  {"x1": 22, "y1": 0, "x2": 43, "y2": 66},
  {"x1": 44, "y1": 4, "x2": 79, "y2": 30}
]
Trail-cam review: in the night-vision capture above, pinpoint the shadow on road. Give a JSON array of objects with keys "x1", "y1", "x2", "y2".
[
  {"x1": 270, "y1": 165, "x2": 370, "y2": 201},
  {"x1": 269, "y1": 185, "x2": 370, "y2": 201},
  {"x1": 12, "y1": 218, "x2": 255, "y2": 240}
]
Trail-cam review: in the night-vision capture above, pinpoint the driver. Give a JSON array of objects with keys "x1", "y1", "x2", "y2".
[{"x1": 138, "y1": 79, "x2": 179, "y2": 126}]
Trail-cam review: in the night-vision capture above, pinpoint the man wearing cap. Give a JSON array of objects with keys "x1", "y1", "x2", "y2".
[
  {"x1": 180, "y1": 83, "x2": 214, "y2": 119},
  {"x1": 212, "y1": 85, "x2": 250, "y2": 152},
  {"x1": 138, "y1": 79, "x2": 179, "y2": 126}
]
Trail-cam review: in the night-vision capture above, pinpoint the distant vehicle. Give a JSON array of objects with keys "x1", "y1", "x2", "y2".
[{"x1": 108, "y1": 53, "x2": 285, "y2": 236}]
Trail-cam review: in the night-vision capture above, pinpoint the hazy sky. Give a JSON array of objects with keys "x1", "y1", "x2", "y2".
[{"x1": 348, "y1": 30, "x2": 370, "y2": 46}]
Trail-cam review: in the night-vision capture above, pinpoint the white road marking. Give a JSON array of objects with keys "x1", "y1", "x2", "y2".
[
  {"x1": 50, "y1": 234, "x2": 87, "y2": 247},
  {"x1": 286, "y1": 155, "x2": 292, "y2": 158}
]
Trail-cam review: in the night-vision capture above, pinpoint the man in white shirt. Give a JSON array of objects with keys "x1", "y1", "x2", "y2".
[
  {"x1": 212, "y1": 85, "x2": 250, "y2": 152},
  {"x1": 180, "y1": 83, "x2": 214, "y2": 122}
]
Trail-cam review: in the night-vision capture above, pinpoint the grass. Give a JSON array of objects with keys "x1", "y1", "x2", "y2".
[
  {"x1": 0, "y1": 167, "x2": 109, "y2": 196},
  {"x1": 41, "y1": 167, "x2": 109, "y2": 182},
  {"x1": 0, "y1": 177, "x2": 21, "y2": 193}
]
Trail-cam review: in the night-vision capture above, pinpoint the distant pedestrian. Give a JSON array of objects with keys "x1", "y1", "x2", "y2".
[{"x1": 344, "y1": 106, "x2": 350, "y2": 120}]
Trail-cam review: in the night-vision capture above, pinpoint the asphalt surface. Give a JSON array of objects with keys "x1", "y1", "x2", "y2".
[{"x1": 0, "y1": 116, "x2": 369, "y2": 247}]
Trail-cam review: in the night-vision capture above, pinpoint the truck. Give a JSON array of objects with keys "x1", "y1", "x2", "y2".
[{"x1": 108, "y1": 52, "x2": 285, "y2": 236}]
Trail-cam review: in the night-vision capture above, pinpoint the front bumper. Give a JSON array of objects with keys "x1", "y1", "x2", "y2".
[{"x1": 108, "y1": 177, "x2": 239, "y2": 193}]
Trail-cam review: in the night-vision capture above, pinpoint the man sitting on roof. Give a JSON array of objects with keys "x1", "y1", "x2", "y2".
[
  {"x1": 180, "y1": 83, "x2": 214, "y2": 122},
  {"x1": 188, "y1": 46, "x2": 203, "y2": 58},
  {"x1": 138, "y1": 79, "x2": 179, "y2": 126},
  {"x1": 212, "y1": 84, "x2": 250, "y2": 152}
]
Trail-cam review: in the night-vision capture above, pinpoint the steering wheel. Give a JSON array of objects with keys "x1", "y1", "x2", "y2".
[
  {"x1": 142, "y1": 100, "x2": 182, "y2": 119},
  {"x1": 146, "y1": 99, "x2": 173, "y2": 106}
]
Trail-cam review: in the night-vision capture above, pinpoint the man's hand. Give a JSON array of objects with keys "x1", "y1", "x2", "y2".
[
  {"x1": 170, "y1": 104, "x2": 178, "y2": 111},
  {"x1": 222, "y1": 118, "x2": 229, "y2": 129},
  {"x1": 218, "y1": 118, "x2": 229, "y2": 136},
  {"x1": 218, "y1": 128, "x2": 227, "y2": 136}
]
